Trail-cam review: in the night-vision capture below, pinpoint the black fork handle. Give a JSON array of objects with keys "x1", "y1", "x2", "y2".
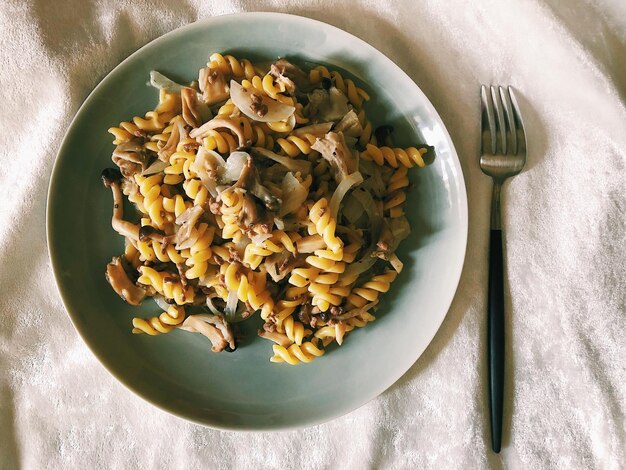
[{"x1": 488, "y1": 228, "x2": 505, "y2": 453}]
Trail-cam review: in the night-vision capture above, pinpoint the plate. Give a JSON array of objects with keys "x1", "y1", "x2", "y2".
[{"x1": 47, "y1": 12, "x2": 467, "y2": 430}]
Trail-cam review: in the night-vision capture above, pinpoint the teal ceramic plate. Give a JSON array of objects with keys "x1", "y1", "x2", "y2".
[{"x1": 47, "y1": 12, "x2": 467, "y2": 430}]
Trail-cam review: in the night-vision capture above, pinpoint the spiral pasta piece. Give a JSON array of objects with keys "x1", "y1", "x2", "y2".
[
  {"x1": 360, "y1": 144, "x2": 428, "y2": 169},
  {"x1": 137, "y1": 266, "x2": 195, "y2": 305},
  {"x1": 346, "y1": 269, "x2": 398, "y2": 308},
  {"x1": 308, "y1": 198, "x2": 343, "y2": 253},
  {"x1": 275, "y1": 134, "x2": 317, "y2": 157},
  {"x1": 270, "y1": 340, "x2": 325, "y2": 364},
  {"x1": 208, "y1": 53, "x2": 257, "y2": 80},
  {"x1": 132, "y1": 305, "x2": 186, "y2": 335}
]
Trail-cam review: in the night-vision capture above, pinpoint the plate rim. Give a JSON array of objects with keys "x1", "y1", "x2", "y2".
[{"x1": 46, "y1": 11, "x2": 468, "y2": 431}]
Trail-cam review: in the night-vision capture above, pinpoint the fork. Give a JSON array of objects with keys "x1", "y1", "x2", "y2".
[{"x1": 480, "y1": 85, "x2": 527, "y2": 453}]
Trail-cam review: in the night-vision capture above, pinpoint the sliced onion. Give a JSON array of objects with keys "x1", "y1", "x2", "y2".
[
  {"x1": 153, "y1": 295, "x2": 171, "y2": 311},
  {"x1": 352, "y1": 188, "x2": 382, "y2": 243},
  {"x1": 280, "y1": 172, "x2": 309, "y2": 216},
  {"x1": 330, "y1": 171, "x2": 363, "y2": 219},
  {"x1": 234, "y1": 235, "x2": 251, "y2": 253},
  {"x1": 229, "y1": 80, "x2": 295, "y2": 123},
  {"x1": 225, "y1": 290, "x2": 238, "y2": 319},
  {"x1": 141, "y1": 159, "x2": 169, "y2": 176},
  {"x1": 223, "y1": 151, "x2": 250, "y2": 182},
  {"x1": 252, "y1": 147, "x2": 311, "y2": 174},
  {"x1": 206, "y1": 296, "x2": 222, "y2": 316},
  {"x1": 149, "y1": 70, "x2": 185, "y2": 94},
  {"x1": 291, "y1": 122, "x2": 333, "y2": 136},
  {"x1": 342, "y1": 248, "x2": 376, "y2": 282}
]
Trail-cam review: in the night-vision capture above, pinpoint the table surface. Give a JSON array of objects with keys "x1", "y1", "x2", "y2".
[{"x1": 1, "y1": 0, "x2": 625, "y2": 468}]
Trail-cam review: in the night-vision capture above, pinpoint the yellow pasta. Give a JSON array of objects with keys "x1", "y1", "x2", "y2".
[{"x1": 360, "y1": 143, "x2": 428, "y2": 169}]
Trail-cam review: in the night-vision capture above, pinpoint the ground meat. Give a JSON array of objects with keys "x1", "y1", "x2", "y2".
[{"x1": 250, "y1": 93, "x2": 268, "y2": 117}]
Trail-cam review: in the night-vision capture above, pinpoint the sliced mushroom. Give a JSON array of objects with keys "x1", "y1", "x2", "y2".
[
  {"x1": 268, "y1": 64, "x2": 295, "y2": 94},
  {"x1": 105, "y1": 257, "x2": 146, "y2": 306},
  {"x1": 138, "y1": 225, "x2": 169, "y2": 244},
  {"x1": 180, "y1": 314, "x2": 236, "y2": 352},
  {"x1": 307, "y1": 87, "x2": 350, "y2": 122},
  {"x1": 181, "y1": 86, "x2": 211, "y2": 128},
  {"x1": 229, "y1": 80, "x2": 295, "y2": 123},
  {"x1": 101, "y1": 168, "x2": 140, "y2": 241},
  {"x1": 269, "y1": 58, "x2": 310, "y2": 92},
  {"x1": 189, "y1": 117, "x2": 249, "y2": 148},
  {"x1": 231, "y1": 155, "x2": 281, "y2": 211},
  {"x1": 173, "y1": 205, "x2": 204, "y2": 250},
  {"x1": 239, "y1": 194, "x2": 273, "y2": 235},
  {"x1": 310, "y1": 131, "x2": 357, "y2": 183},
  {"x1": 112, "y1": 140, "x2": 148, "y2": 177},
  {"x1": 198, "y1": 67, "x2": 230, "y2": 105},
  {"x1": 258, "y1": 328, "x2": 292, "y2": 347},
  {"x1": 158, "y1": 116, "x2": 186, "y2": 161},
  {"x1": 334, "y1": 110, "x2": 363, "y2": 137}
]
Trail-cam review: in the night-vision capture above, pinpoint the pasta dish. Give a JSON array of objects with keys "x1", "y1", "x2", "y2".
[{"x1": 102, "y1": 53, "x2": 430, "y2": 364}]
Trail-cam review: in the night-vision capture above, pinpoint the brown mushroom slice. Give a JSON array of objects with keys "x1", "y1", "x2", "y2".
[
  {"x1": 239, "y1": 194, "x2": 273, "y2": 234},
  {"x1": 112, "y1": 140, "x2": 147, "y2": 177},
  {"x1": 181, "y1": 86, "x2": 212, "y2": 128},
  {"x1": 101, "y1": 168, "x2": 140, "y2": 241},
  {"x1": 307, "y1": 87, "x2": 350, "y2": 122},
  {"x1": 179, "y1": 314, "x2": 236, "y2": 352},
  {"x1": 269, "y1": 58, "x2": 310, "y2": 92},
  {"x1": 198, "y1": 67, "x2": 230, "y2": 105},
  {"x1": 334, "y1": 110, "x2": 363, "y2": 137},
  {"x1": 310, "y1": 131, "x2": 357, "y2": 183},
  {"x1": 229, "y1": 80, "x2": 295, "y2": 123},
  {"x1": 138, "y1": 225, "x2": 169, "y2": 244},
  {"x1": 231, "y1": 155, "x2": 281, "y2": 211},
  {"x1": 189, "y1": 117, "x2": 249, "y2": 148},
  {"x1": 173, "y1": 205, "x2": 204, "y2": 250},
  {"x1": 258, "y1": 329, "x2": 292, "y2": 347},
  {"x1": 105, "y1": 257, "x2": 146, "y2": 306},
  {"x1": 158, "y1": 116, "x2": 186, "y2": 161}
]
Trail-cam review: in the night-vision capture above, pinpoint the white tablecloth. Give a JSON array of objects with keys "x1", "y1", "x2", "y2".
[{"x1": 1, "y1": 0, "x2": 625, "y2": 468}]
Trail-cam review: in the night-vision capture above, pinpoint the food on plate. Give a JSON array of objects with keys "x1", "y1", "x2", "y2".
[{"x1": 102, "y1": 52, "x2": 431, "y2": 364}]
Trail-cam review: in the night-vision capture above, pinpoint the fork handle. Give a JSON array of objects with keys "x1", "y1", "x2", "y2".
[{"x1": 488, "y1": 228, "x2": 505, "y2": 453}]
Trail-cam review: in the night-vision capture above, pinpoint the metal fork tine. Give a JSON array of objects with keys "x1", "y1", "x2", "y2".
[
  {"x1": 499, "y1": 87, "x2": 517, "y2": 155},
  {"x1": 508, "y1": 87, "x2": 526, "y2": 154},
  {"x1": 481, "y1": 85, "x2": 497, "y2": 155},
  {"x1": 490, "y1": 86, "x2": 507, "y2": 155}
]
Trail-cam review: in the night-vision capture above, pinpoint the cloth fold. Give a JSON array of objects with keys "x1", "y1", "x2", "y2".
[{"x1": 1, "y1": 0, "x2": 624, "y2": 468}]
